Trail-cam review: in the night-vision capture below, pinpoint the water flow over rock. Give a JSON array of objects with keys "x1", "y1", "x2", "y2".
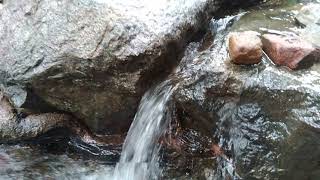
[
  {"x1": 112, "y1": 80, "x2": 177, "y2": 180},
  {"x1": 172, "y1": 2, "x2": 320, "y2": 179}
]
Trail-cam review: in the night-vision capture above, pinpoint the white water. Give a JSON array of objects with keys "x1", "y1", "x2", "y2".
[{"x1": 112, "y1": 80, "x2": 176, "y2": 180}]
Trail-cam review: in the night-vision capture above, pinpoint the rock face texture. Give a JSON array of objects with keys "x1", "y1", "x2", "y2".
[
  {"x1": 0, "y1": 0, "x2": 226, "y2": 133},
  {"x1": 228, "y1": 31, "x2": 262, "y2": 65},
  {"x1": 171, "y1": 16, "x2": 320, "y2": 179},
  {"x1": 262, "y1": 33, "x2": 317, "y2": 69},
  {"x1": 0, "y1": 92, "x2": 70, "y2": 142}
]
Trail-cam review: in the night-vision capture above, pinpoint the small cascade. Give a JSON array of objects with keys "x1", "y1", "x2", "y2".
[
  {"x1": 112, "y1": 80, "x2": 177, "y2": 180},
  {"x1": 112, "y1": 14, "x2": 244, "y2": 180}
]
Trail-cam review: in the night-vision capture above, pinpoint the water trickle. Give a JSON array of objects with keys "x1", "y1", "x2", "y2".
[{"x1": 113, "y1": 80, "x2": 177, "y2": 180}]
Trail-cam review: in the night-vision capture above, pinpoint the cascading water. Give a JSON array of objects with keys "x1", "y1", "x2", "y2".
[
  {"x1": 112, "y1": 14, "x2": 244, "y2": 180},
  {"x1": 112, "y1": 80, "x2": 177, "y2": 180}
]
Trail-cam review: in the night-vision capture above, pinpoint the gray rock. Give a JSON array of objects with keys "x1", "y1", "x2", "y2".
[
  {"x1": 2, "y1": 85, "x2": 27, "y2": 108},
  {"x1": 0, "y1": 91, "x2": 103, "y2": 143},
  {"x1": 0, "y1": 0, "x2": 228, "y2": 134},
  {"x1": 172, "y1": 15, "x2": 320, "y2": 179},
  {"x1": 0, "y1": 92, "x2": 70, "y2": 141}
]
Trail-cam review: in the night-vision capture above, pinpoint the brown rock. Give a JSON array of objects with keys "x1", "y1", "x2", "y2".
[
  {"x1": 228, "y1": 31, "x2": 263, "y2": 65},
  {"x1": 262, "y1": 33, "x2": 316, "y2": 69},
  {"x1": 0, "y1": 91, "x2": 91, "y2": 142}
]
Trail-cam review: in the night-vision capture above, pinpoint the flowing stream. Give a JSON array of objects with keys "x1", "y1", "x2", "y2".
[{"x1": 112, "y1": 80, "x2": 177, "y2": 180}]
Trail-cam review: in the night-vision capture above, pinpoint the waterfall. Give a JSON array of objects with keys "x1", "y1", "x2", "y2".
[
  {"x1": 112, "y1": 80, "x2": 176, "y2": 180},
  {"x1": 111, "y1": 13, "x2": 245, "y2": 180}
]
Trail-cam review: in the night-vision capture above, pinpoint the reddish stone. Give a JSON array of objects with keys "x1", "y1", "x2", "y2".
[
  {"x1": 262, "y1": 34, "x2": 316, "y2": 69},
  {"x1": 228, "y1": 31, "x2": 263, "y2": 65}
]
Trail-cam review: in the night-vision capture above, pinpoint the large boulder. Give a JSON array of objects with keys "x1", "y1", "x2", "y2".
[
  {"x1": 0, "y1": 0, "x2": 227, "y2": 134},
  {"x1": 170, "y1": 15, "x2": 320, "y2": 179}
]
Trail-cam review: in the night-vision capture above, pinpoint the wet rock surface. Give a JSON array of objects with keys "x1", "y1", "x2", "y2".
[
  {"x1": 160, "y1": 128, "x2": 215, "y2": 177},
  {"x1": 170, "y1": 10, "x2": 320, "y2": 178},
  {"x1": 0, "y1": 91, "x2": 108, "y2": 145},
  {"x1": 262, "y1": 33, "x2": 318, "y2": 69},
  {"x1": 0, "y1": 91, "x2": 123, "y2": 167},
  {"x1": 228, "y1": 31, "x2": 263, "y2": 65},
  {"x1": 0, "y1": 92, "x2": 70, "y2": 142},
  {"x1": 0, "y1": 0, "x2": 225, "y2": 134}
]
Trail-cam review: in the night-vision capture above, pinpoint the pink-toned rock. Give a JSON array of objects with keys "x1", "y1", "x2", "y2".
[
  {"x1": 228, "y1": 31, "x2": 263, "y2": 65},
  {"x1": 262, "y1": 34, "x2": 317, "y2": 69}
]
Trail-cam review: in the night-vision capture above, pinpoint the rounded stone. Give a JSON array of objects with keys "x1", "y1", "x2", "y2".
[{"x1": 228, "y1": 31, "x2": 263, "y2": 65}]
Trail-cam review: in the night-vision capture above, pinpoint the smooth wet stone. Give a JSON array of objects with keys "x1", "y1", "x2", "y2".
[
  {"x1": 228, "y1": 31, "x2": 263, "y2": 65},
  {"x1": 262, "y1": 33, "x2": 317, "y2": 69},
  {"x1": 172, "y1": 14, "x2": 320, "y2": 179},
  {"x1": 161, "y1": 128, "x2": 216, "y2": 179},
  {"x1": 174, "y1": 43, "x2": 320, "y2": 179}
]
